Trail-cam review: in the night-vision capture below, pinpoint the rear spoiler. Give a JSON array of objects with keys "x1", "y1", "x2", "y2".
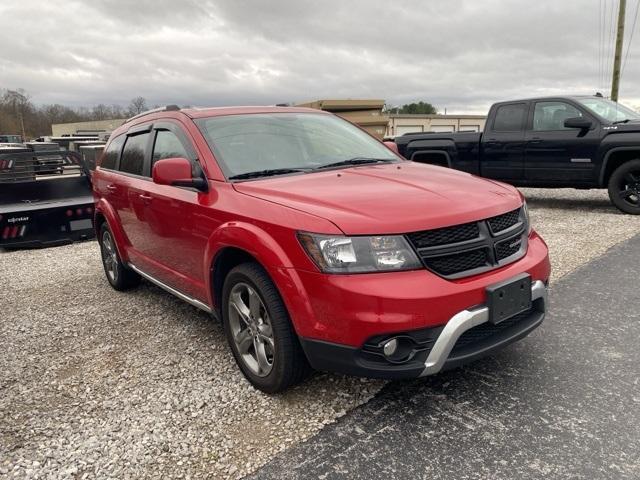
[{"x1": 0, "y1": 150, "x2": 91, "y2": 184}]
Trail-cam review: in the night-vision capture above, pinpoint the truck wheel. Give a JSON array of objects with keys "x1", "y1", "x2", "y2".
[
  {"x1": 608, "y1": 159, "x2": 640, "y2": 214},
  {"x1": 99, "y1": 223, "x2": 140, "y2": 290},
  {"x1": 222, "y1": 262, "x2": 311, "y2": 393}
]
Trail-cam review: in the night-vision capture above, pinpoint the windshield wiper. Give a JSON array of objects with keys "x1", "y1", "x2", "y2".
[
  {"x1": 228, "y1": 168, "x2": 311, "y2": 180},
  {"x1": 314, "y1": 157, "x2": 395, "y2": 170},
  {"x1": 613, "y1": 119, "x2": 631, "y2": 124}
]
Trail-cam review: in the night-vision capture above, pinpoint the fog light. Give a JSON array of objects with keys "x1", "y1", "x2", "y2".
[{"x1": 383, "y1": 338, "x2": 398, "y2": 357}]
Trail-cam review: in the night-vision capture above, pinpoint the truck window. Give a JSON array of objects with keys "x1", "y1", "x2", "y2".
[
  {"x1": 100, "y1": 135, "x2": 125, "y2": 170},
  {"x1": 120, "y1": 132, "x2": 150, "y2": 176},
  {"x1": 152, "y1": 130, "x2": 189, "y2": 165},
  {"x1": 492, "y1": 104, "x2": 527, "y2": 132},
  {"x1": 533, "y1": 102, "x2": 583, "y2": 131}
]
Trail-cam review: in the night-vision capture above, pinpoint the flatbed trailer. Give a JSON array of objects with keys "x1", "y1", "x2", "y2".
[{"x1": 0, "y1": 150, "x2": 95, "y2": 248}]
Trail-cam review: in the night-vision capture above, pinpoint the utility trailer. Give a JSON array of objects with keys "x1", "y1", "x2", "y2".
[{"x1": 0, "y1": 149, "x2": 95, "y2": 249}]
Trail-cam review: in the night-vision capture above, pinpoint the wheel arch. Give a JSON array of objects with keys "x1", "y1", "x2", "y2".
[
  {"x1": 205, "y1": 222, "x2": 314, "y2": 329},
  {"x1": 94, "y1": 199, "x2": 130, "y2": 262},
  {"x1": 600, "y1": 147, "x2": 640, "y2": 186}
]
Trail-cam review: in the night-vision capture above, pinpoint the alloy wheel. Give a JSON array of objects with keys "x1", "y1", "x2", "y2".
[
  {"x1": 101, "y1": 230, "x2": 118, "y2": 283},
  {"x1": 618, "y1": 171, "x2": 640, "y2": 206},
  {"x1": 228, "y1": 282, "x2": 275, "y2": 377}
]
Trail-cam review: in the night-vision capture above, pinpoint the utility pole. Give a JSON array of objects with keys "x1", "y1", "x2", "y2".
[{"x1": 611, "y1": 0, "x2": 627, "y2": 102}]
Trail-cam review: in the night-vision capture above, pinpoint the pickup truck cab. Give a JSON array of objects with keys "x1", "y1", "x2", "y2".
[
  {"x1": 93, "y1": 105, "x2": 550, "y2": 393},
  {"x1": 395, "y1": 95, "x2": 640, "y2": 214}
]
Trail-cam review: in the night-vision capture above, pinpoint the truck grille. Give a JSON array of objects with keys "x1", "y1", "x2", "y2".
[{"x1": 406, "y1": 207, "x2": 527, "y2": 279}]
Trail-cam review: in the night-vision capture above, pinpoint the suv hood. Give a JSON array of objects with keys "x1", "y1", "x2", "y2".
[{"x1": 233, "y1": 162, "x2": 523, "y2": 235}]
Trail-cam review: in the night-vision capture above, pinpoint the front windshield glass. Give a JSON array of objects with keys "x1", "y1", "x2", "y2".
[
  {"x1": 196, "y1": 113, "x2": 397, "y2": 179},
  {"x1": 575, "y1": 97, "x2": 640, "y2": 123}
]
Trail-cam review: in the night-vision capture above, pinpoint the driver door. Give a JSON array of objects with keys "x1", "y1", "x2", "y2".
[{"x1": 524, "y1": 101, "x2": 601, "y2": 183}]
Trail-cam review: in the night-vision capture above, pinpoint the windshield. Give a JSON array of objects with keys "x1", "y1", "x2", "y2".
[
  {"x1": 196, "y1": 113, "x2": 397, "y2": 179},
  {"x1": 575, "y1": 97, "x2": 640, "y2": 123}
]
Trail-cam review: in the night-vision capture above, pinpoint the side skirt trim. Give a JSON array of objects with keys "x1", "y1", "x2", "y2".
[{"x1": 128, "y1": 263, "x2": 212, "y2": 314}]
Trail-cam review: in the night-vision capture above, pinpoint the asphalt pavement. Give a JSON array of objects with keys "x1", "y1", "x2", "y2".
[{"x1": 249, "y1": 234, "x2": 640, "y2": 480}]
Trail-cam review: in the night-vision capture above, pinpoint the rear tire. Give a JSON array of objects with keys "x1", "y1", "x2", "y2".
[
  {"x1": 99, "y1": 223, "x2": 140, "y2": 291},
  {"x1": 221, "y1": 262, "x2": 311, "y2": 393},
  {"x1": 607, "y1": 159, "x2": 640, "y2": 214}
]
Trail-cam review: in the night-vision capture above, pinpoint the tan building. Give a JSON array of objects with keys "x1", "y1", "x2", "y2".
[
  {"x1": 387, "y1": 114, "x2": 487, "y2": 137},
  {"x1": 51, "y1": 118, "x2": 126, "y2": 137}
]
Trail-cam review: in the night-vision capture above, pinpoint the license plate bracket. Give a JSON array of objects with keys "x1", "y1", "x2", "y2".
[{"x1": 486, "y1": 273, "x2": 532, "y2": 325}]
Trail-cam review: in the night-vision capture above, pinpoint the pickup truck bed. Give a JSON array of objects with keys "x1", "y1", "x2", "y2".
[{"x1": 0, "y1": 151, "x2": 95, "y2": 248}]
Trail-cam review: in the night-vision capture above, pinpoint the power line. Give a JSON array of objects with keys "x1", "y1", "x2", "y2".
[{"x1": 621, "y1": 0, "x2": 640, "y2": 75}]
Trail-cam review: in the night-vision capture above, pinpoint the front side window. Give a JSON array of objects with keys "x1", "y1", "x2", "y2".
[
  {"x1": 100, "y1": 134, "x2": 124, "y2": 170},
  {"x1": 196, "y1": 113, "x2": 397, "y2": 179},
  {"x1": 120, "y1": 132, "x2": 149, "y2": 176},
  {"x1": 533, "y1": 102, "x2": 583, "y2": 131},
  {"x1": 492, "y1": 104, "x2": 527, "y2": 132},
  {"x1": 575, "y1": 97, "x2": 640, "y2": 123},
  {"x1": 152, "y1": 130, "x2": 189, "y2": 164}
]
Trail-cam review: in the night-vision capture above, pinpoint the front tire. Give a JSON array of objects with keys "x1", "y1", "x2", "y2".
[
  {"x1": 607, "y1": 159, "x2": 640, "y2": 214},
  {"x1": 99, "y1": 223, "x2": 140, "y2": 290},
  {"x1": 222, "y1": 262, "x2": 311, "y2": 393}
]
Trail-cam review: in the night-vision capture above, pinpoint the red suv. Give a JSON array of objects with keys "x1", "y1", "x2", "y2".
[{"x1": 93, "y1": 106, "x2": 550, "y2": 393}]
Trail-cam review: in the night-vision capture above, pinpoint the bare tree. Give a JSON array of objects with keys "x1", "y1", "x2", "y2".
[
  {"x1": 3, "y1": 89, "x2": 31, "y2": 139},
  {"x1": 127, "y1": 97, "x2": 148, "y2": 116}
]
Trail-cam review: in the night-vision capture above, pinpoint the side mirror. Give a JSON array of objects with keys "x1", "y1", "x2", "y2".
[
  {"x1": 564, "y1": 117, "x2": 592, "y2": 130},
  {"x1": 383, "y1": 140, "x2": 400, "y2": 155},
  {"x1": 152, "y1": 157, "x2": 208, "y2": 192}
]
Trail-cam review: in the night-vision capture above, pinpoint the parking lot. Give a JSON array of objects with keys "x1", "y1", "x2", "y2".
[{"x1": 2, "y1": 188, "x2": 640, "y2": 479}]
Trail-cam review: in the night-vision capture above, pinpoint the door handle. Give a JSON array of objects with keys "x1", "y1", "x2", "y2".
[
  {"x1": 106, "y1": 184, "x2": 117, "y2": 191},
  {"x1": 528, "y1": 138, "x2": 542, "y2": 144},
  {"x1": 139, "y1": 193, "x2": 153, "y2": 203}
]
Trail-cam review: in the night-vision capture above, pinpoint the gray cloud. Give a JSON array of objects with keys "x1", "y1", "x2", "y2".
[{"x1": 0, "y1": 0, "x2": 638, "y2": 113}]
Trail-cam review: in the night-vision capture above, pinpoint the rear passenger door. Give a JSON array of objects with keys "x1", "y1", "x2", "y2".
[
  {"x1": 480, "y1": 103, "x2": 528, "y2": 182},
  {"x1": 111, "y1": 126, "x2": 154, "y2": 267}
]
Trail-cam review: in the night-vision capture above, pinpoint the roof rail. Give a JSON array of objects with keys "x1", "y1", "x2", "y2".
[{"x1": 125, "y1": 104, "x2": 181, "y2": 123}]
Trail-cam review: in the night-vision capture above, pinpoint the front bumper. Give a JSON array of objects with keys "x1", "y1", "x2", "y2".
[{"x1": 300, "y1": 280, "x2": 548, "y2": 379}]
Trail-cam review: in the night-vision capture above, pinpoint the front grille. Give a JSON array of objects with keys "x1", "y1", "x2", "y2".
[
  {"x1": 450, "y1": 308, "x2": 532, "y2": 355},
  {"x1": 406, "y1": 207, "x2": 527, "y2": 279},
  {"x1": 495, "y1": 236, "x2": 523, "y2": 260},
  {"x1": 427, "y1": 249, "x2": 489, "y2": 276},
  {"x1": 487, "y1": 208, "x2": 521, "y2": 234},
  {"x1": 407, "y1": 222, "x2": 479, "y2": 248}
]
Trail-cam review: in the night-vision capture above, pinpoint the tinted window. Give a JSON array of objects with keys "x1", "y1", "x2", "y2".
[
  {"x1": 533, "y1": 102, "x2": 583, "y2": 131},
  {"x1": 152, "y1": 130, "x2": 189, "y2": 164},
  {"x1": 492, "y1": 104, "x2": 527, "y2": 132},
  {"x1": 100, "y1": 135, "x2": 124, "y2": 170},
  {"x1": 120, "y1": 132, "x2": 149, "y2": 176}
]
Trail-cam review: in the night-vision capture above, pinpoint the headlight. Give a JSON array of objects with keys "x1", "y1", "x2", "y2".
[
  {"x1": 522, "y1": 200, "x2": 532, "y2": 234},
  {"x1": 298, "y1": 232, "x2": 422, "y2": 273}
]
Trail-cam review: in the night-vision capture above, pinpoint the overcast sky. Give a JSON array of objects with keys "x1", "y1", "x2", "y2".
[{"x1": 1, "y1": 0, "x2": 639, "y2": 113}]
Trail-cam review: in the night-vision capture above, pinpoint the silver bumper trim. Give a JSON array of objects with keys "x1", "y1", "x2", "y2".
[{"x1": 420, "y1": 280, "x2": 547, "y2": 376}]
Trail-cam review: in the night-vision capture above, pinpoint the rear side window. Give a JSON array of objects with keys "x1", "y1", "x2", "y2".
[
  {"x1": 120, "y1": 132, "x2": 150, "y2": 176},
  {"x1": 152, "y1": 130, "x2": 189, "y2": 164},
  {"x1": 492, "y1": 104, "x2": 527, "y2": 132},
  {"x1": 100, "y1": 135, "x2": 124, "y2": 170}
]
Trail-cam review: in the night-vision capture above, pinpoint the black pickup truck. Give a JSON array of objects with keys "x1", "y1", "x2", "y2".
[{"x1": 394, "y1": 95, "x2": 640, "y2": 214}]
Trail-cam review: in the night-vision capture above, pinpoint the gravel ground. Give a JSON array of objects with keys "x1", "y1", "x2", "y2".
[{"x1": 1, "y1": 188, "x2": 639, "y2": 479}]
